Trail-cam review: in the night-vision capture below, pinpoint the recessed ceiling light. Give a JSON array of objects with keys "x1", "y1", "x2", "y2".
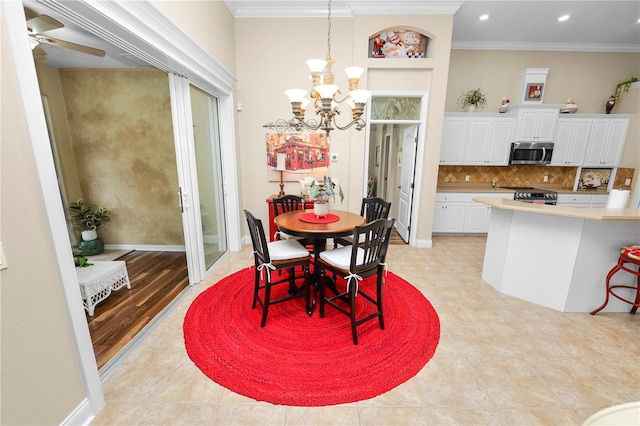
[
  {"x1": 558, "y1": 15, "x2": 570, "y2": 22},
  {"x1": 479, "y1": 14, "x2": 489, "y2": 21}
]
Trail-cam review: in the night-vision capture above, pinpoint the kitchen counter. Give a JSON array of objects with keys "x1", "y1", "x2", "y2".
[
  {"x1": 475, "y1": 197, "x2": 640, "y2": 312},
  {"x1": 436, "y1": 184, "x2": 610, "y2": 195},
  {"x1": 473, "y1": 197, "x2": 639, "y2": 221},
  {"x1": 436, "y1": 184, "x2": 514, "y2": 193}
]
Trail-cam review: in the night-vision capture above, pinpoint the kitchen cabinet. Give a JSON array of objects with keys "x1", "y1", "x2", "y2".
[
  {"x1": 551, "y1": 117, "x2": 591, "y2": 166},
  {"x1": 434, "y1": 192, "x2": 513, "y2": 233},
  {"x1": 464, "y1": 117, "x2": 514, "y2": 165},
  {"x1": 557, "y1": 193, "x2": 609, "y2": 208},
  {"x1": 583, "y1": 118, "x2": 630, "y2": 167},
  {"x1": 589, "y1": 194, "x2": 609, "y2": 208},
  {"x1": 465, "y1": 203, "x2": 492, "y2": 233},
  {"x1": 440, "y1": 114, "x2": 514, "y2": 165},
  {"x1": 439, "y1": 116, "x2": 467, "y2": 164},
  {"x1": 512, "y1": 107, "x2": 559, "y2": 142},
  {"x1": 433, "y1": 193, "x2": 466, "y2": 232}
]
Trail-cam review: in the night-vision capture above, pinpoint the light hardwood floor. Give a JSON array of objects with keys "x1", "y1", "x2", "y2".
[
  {"x1": 92, "y1": 237, "x2": 639, "y2": 425},
  {"x1": 86, "y1": 251, "x2": 188, "y2": 369}
]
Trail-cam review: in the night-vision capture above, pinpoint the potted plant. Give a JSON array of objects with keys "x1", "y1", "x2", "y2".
[
  {"x1": 458, "y1": 88, "x2": 487, "y2": 112},
  {"x1": 308, "y1": 176, "x2": 344, "y2": 218},
  {"x1": 613, "y1": 77, "x2": 638, "y2": 100},
  {"x1": 69, "y1": 199, "x2": 111, "y2": 242}
]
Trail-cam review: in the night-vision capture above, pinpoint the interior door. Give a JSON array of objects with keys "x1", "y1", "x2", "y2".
[{"x1": 396, "y1": 125, "x2": 418, "y2": 242}]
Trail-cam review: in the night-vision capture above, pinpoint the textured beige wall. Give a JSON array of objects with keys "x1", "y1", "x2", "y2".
[
  {"x1": 57, "y1": 68, "x2": 184, "y2": 246},
  {"x1": 1, "y1": 25, "x2": 85, "y2": 425}
]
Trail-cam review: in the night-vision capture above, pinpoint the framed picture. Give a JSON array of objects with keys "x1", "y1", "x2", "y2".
[
  {"x1": 265, "y1": 132, "x2": 328, "y2": 182},
  {"x1": 524, "y1": 83, "x2": 544, "y2": 102}
]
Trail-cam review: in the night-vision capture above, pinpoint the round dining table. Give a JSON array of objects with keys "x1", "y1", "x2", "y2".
[
  {"x1": 274, "y1": 209, "x2": 365, "y2": 312},
  {"x1": 273, "y1": 209, "x2": 365, "y2": 257}
]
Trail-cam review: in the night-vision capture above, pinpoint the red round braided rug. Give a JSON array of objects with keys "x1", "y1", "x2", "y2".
[{"x1": 183, "y1": 267, "x2": 440, "y2": 406}]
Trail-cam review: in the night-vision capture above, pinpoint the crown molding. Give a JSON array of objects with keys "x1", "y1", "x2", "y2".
[
  {"x1": 224, "y1": 1, "x2": 461, "y2": 18},
  {"x1": 452, "y1": 41, "x2": 640, "y2": 53}
]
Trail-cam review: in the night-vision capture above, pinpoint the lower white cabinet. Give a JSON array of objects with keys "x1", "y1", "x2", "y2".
[
  {"x1": 465, "y1": 203, "x2": 492, "y2": 233},
  {"x1": 434, "y1": 192, "x2": 513, "y2": 234},
  {"x1": 557, "y1": 193, "x2": 609, "y2": 208},
  {"x1": 433, "y1": 193, "x2": 466, "y2": 233}
]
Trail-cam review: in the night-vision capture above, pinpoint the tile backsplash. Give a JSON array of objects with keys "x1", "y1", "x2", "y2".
[{"x1": 438, "y1": 165, "x2": 635, "y2": 191}]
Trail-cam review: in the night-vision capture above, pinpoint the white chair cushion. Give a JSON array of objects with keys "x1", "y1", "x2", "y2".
[
  {"x1": 319, "y1": 246, "x2": 365, "y2": 270},
  {"x1": 267, "y1": 239, "x2": 310, "y2": 261}
]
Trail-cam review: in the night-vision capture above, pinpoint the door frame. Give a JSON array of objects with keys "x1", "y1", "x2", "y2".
[
  {"x1": 3, "y1": 1, "x2": 241, "y2": 422},
  {"x1": 365, "y1": 91, "x2": 428, "y2": 247}
]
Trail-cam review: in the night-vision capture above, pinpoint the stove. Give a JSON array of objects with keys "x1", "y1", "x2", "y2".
[{"x1": 500, "y1": 186, "x2": 558, "y2": 205}]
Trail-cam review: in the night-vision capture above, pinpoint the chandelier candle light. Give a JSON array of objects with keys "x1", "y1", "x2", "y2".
[
  {"x1": 263, "y1": 0, "x2": 371, "y2": 134},
  {"x1": 276, "y1": 153, "x2": 286, "y2": 196}
]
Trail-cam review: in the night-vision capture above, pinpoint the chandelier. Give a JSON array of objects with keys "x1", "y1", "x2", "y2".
[{"x1": 263, "y1": 0, "x2": 370, "y2": 135}]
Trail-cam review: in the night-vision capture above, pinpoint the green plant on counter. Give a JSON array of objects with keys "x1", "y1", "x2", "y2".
[
  {"x1": 458, "y1": 88, "x2": 487, "y2": 109},
  {"x1": 613, "y1": 77, "x2": 638, "y2": 100}
]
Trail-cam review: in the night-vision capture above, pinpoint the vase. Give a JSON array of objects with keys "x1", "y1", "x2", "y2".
[
  {"x1": 81, "y1": 229, "x2": 98, "y2": 241},
  {"x1": 467, "y1": 105, "x2": 475, "y2": 113},
  {"x1": 78, "y1": 237, "x2": 104, "y2": 256},
  {"x1": 313, "y1": 201, "x2": 329, "y2": 218}
]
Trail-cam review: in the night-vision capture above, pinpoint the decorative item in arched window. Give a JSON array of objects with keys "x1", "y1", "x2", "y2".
[{"x1": 369, "y1": 29, "x2": 429, "y2": 59}]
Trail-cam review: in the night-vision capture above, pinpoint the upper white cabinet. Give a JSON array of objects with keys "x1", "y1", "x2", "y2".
[
  {"x1": 440, "y1": 114, "x2": 514, "y2": 165},
  {"x1": 465, "y1": 117, "x2": 514, "y2": 165},
  {"x1": 441, "y1": 110, "x2": 630, "y2": 168},
  {"x1": 512, "y1": 107, "x2": 559, "y2": 142},
  {"x1": 583, "y1": 117, "x2": 630, "y2": 167},
  {"x1": 551, "y1": 117, "x2": 592, "y2": 166},
  {"x1": 440, "y1": 116, "x2": 468, "y2": 165}
]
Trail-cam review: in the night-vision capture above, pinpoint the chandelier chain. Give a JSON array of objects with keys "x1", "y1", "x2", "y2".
[{"x1": 326, "y1": 0, "x2": 332, "y2": 60}]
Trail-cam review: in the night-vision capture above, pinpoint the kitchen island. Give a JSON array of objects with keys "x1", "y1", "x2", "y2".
[{"x1": 473, "y1": 198, "x2": 640, "y2": 312}]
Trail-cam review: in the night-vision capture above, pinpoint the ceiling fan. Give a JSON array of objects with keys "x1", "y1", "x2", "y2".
[{"x1": 26, "y1": 14, "x2": 105, "y2": 60}]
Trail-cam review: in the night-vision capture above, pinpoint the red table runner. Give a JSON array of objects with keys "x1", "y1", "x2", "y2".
[{"x1": 299, "y1": 212, "x2": 340, "y2": 224}]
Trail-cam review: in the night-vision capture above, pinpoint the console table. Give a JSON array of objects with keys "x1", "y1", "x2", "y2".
[{"x1": 76, "y1": 260, "x2": 131, "y2": 316}]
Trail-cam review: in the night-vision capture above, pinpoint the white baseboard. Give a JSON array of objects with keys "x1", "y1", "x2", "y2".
[
  {"x1": 61, "y1": 397, "x2": 95, "y2": 426},
  {"x1": 103, "y1": 244, "x2": 186, "y2": 252},
  {"x1": 415, "y1": 238, "x2": 433, "y2": 248}
]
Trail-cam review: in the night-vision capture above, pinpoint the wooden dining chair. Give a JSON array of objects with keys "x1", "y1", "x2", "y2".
[
  {"x1": 318, "y1": 218, "x2": 395, "y2": 344},
  {"x1": 272, "y1": 194, "x2": 313, "y2": 250},
  {"x1": 245, "y1": 210, "x2": 312, "y2": 325},
  {"x1": 334, "y1": 197, "x2": 391, "y2": 248}
]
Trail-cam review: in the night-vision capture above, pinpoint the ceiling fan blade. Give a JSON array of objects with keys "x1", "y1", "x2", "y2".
[
  {"x1": 26, "y1": 14, "x2": 63, "y2": 34},
  {"x1": 42, "y1": 37, "x2": 106, "y2": 57},
  {"x1": 32, "y1": 44, "x2": 48, "y2": 60}
]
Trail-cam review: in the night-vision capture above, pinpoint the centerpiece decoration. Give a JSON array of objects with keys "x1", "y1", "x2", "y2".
[{"x1": 306, "y1": 176, "x2": 344, "y2": 218}]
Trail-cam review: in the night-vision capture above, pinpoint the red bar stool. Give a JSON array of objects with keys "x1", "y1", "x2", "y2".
[{"x1": 590, "y1": 245, "x2": 640, "y2": 315}]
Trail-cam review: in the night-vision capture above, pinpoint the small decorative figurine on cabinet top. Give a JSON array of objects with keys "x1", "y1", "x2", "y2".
[
  {"x1": 561, "y1": 97, "x2": 578, "y2": 114},
  {"x1": 605, "y1": 96, "x2": 616, "y2": 114},
  {"x1": 499, "y1": 97, "x2": 510, "y2": 113}
]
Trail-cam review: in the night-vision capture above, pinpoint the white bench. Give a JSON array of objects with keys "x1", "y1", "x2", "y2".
[{"x1": 76, "y1": 261, "x2": 131, "y2": 316}]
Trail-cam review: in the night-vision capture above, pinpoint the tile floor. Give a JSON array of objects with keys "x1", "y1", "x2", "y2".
[{"x1": 92, "y1": 236, "x2": 639, "y2": 425}]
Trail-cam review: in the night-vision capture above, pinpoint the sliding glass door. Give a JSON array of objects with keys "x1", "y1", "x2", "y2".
[
  {"x1": 190, "y1": 86, "x2": 227, "y2": 268},
  {"x1": 169, "y1": 75, "x2": 228, "y2": 283}
]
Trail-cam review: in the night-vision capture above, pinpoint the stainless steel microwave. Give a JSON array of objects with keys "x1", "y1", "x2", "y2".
[{"x1": 509, "y1": 142, "x2": 554, "y2": 165}]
